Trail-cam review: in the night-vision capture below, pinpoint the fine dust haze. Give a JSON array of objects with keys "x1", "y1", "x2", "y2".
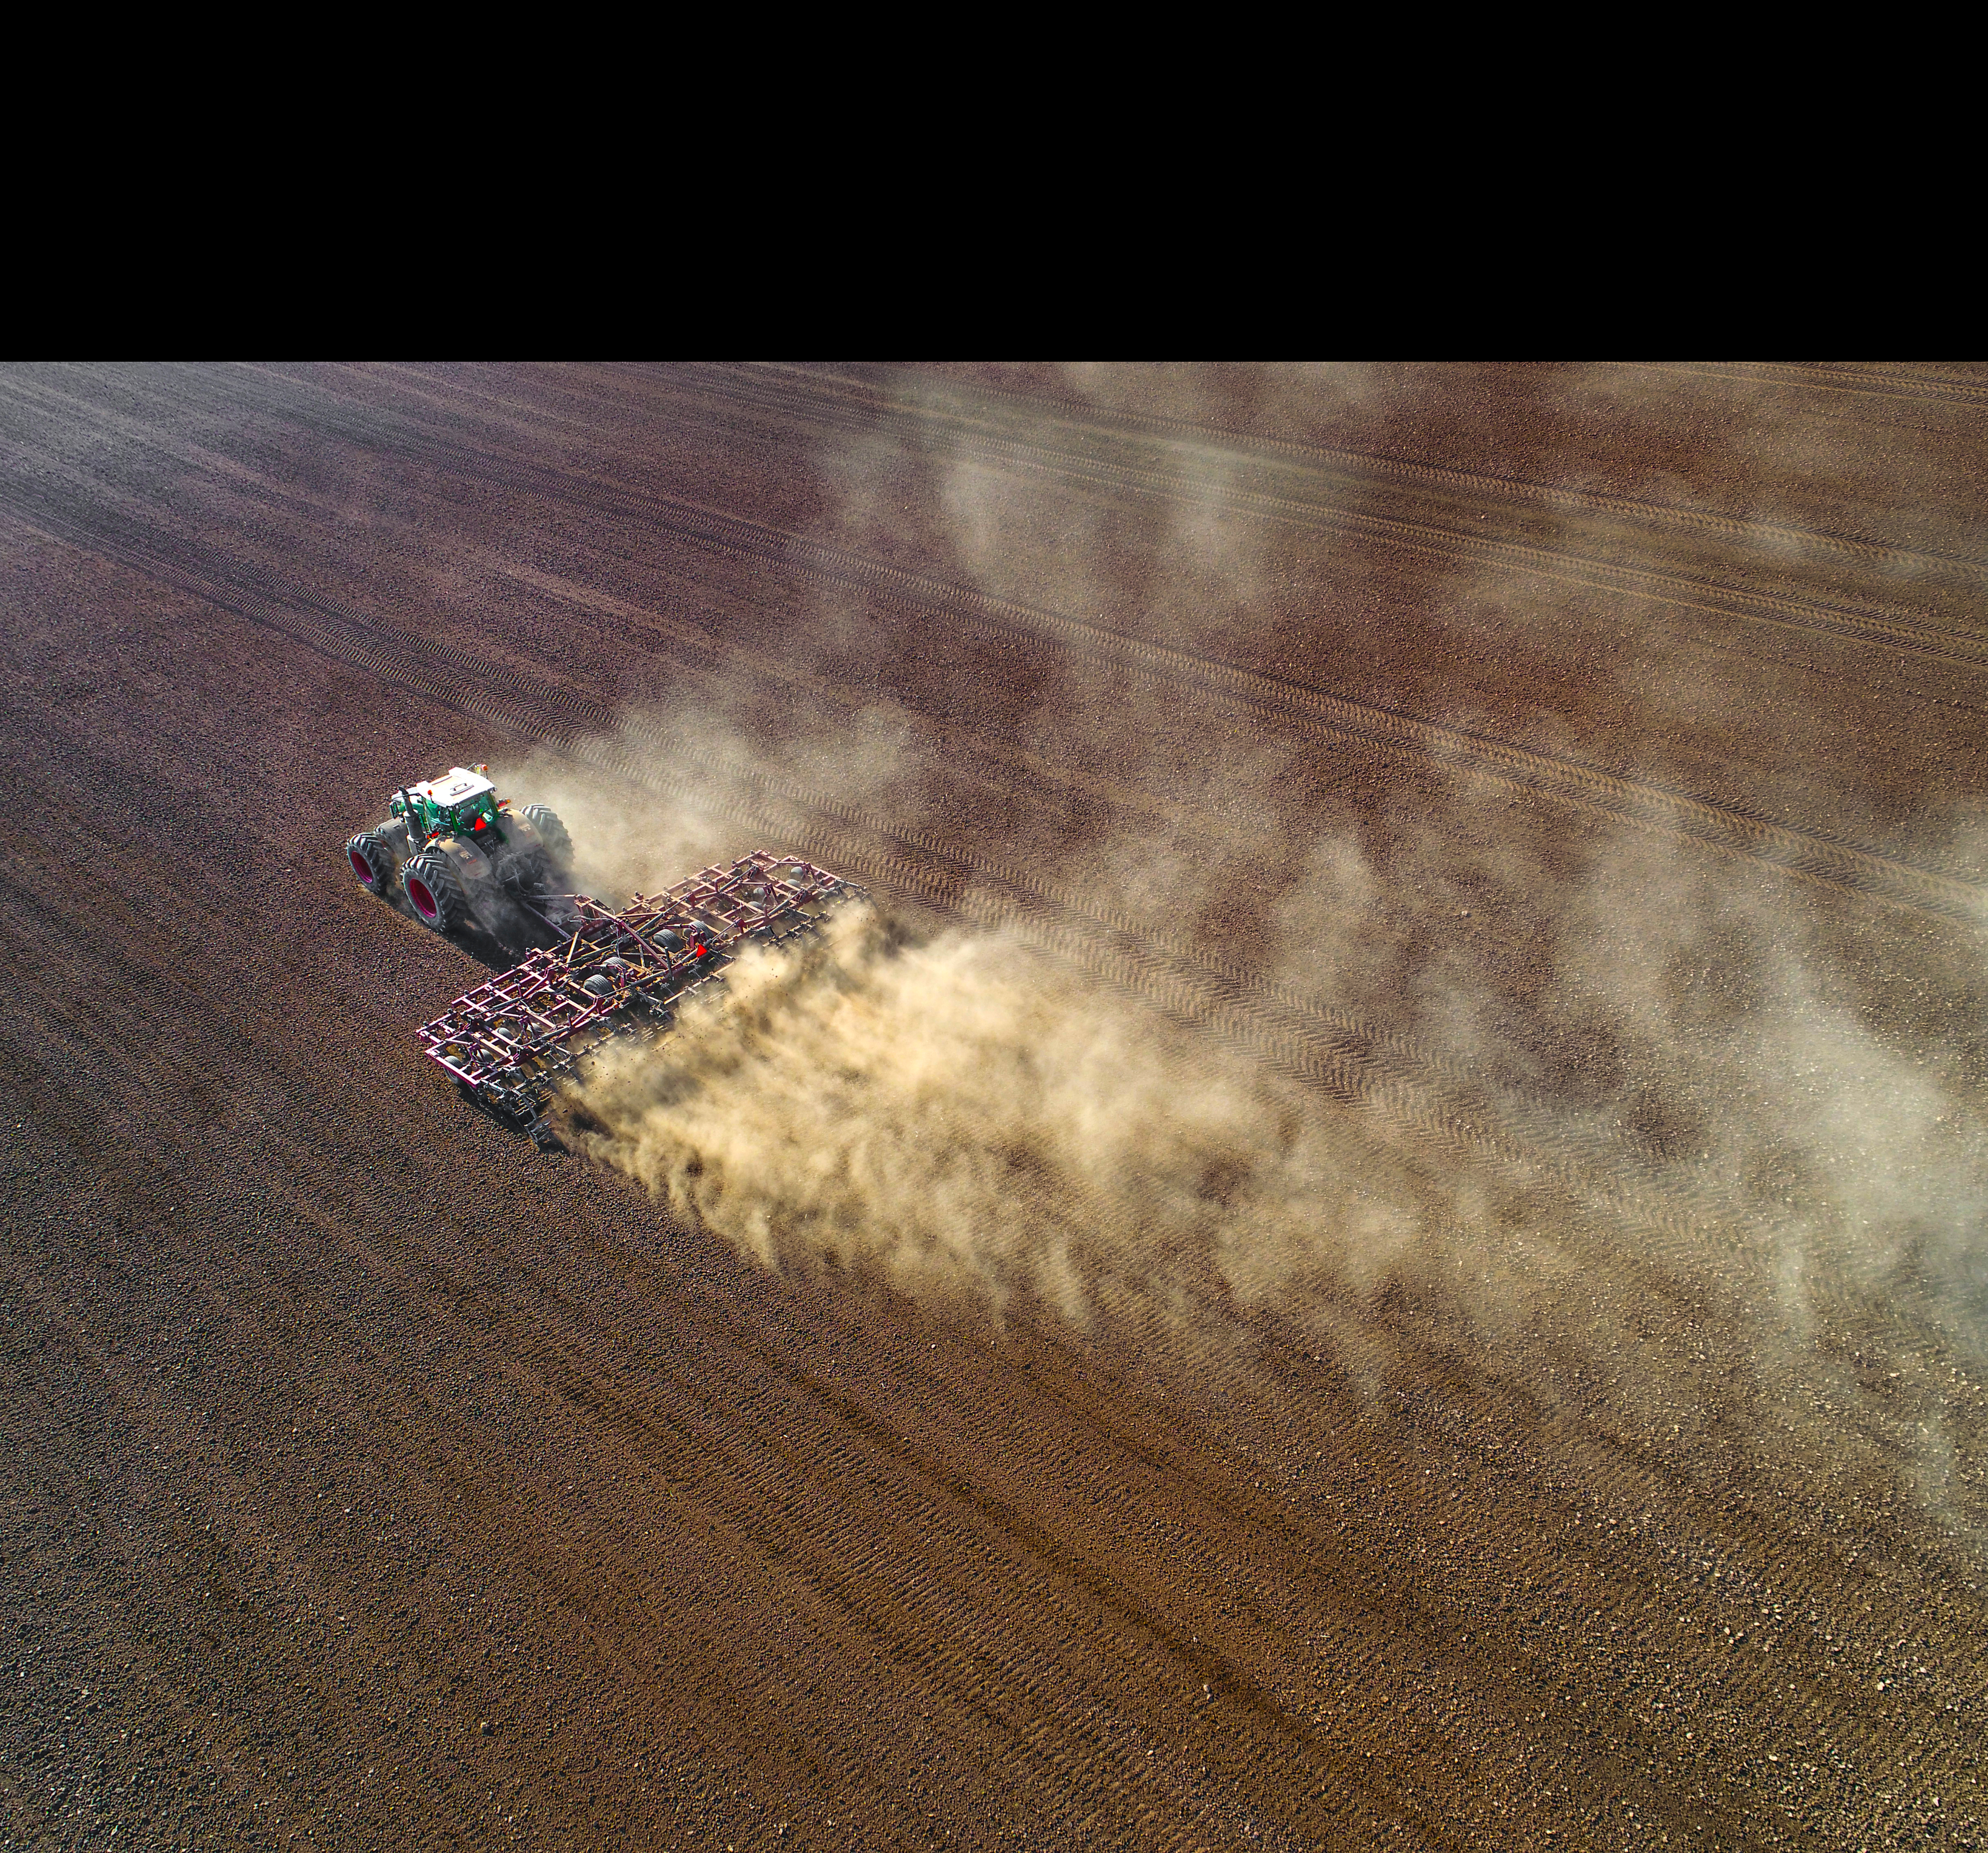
[{"x1": 494, "y1": 362, "x2": 1987, "y2": 1549}]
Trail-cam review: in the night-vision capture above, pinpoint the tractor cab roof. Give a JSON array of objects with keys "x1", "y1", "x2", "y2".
[{"x1": 413, "y1": 769, "x2": 496, "y2": 807}]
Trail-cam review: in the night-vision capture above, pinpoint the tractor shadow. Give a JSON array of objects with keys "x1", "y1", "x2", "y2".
[
  {"x1": 396, "y1": 886, "x2": 569, "y2": 978},
  {"x1": 465, "y1": 889, "x2": 574, "y2": 972}
]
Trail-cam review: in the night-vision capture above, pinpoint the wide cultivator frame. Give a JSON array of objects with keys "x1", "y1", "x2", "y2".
[{"x1": 416, "y1": 852, "x2": 864, "y2": 1146}]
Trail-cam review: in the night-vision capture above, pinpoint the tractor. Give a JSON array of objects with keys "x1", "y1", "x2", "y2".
[{"x1": 344, "y1": 764, "x2": 572, "y2": 934}]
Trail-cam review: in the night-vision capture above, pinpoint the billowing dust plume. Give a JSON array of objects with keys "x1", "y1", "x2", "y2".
[
  {"x1": 555, "y1": 902, "x2": 1420, "y2": 1327},
  {"x1": 553, "y1": 853, "x2": 1988, "y2": 1554},
  {"x1": 498, "y1": 363, "x2": 1988, "y2": 1542}
]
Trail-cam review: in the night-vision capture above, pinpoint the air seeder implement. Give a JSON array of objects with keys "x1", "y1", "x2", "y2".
[{"x1": 345, "y1": 767, "x2": 864, "y2": 1146}]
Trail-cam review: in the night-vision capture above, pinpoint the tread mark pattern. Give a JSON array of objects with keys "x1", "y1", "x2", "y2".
[
  {"x1": 677, "y1": 364, "x2": 1988, "y2": 669},
  {"x1": 755, "y1": 361, "x2": 1988, "y2": 587},
  {"x1": 8, "y1": 482, "x2": 1948, "y2": 1331}
]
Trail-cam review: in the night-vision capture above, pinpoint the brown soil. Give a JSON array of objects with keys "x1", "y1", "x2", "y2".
[{"x1": 2, "y1": 362, "x2": 1985, "y2": 1851}]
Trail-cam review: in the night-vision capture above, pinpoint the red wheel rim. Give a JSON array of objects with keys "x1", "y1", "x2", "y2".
[
  {"x1": 350, "y1": 848, "x2": 377, "y2": 885},
  {"x1": 407, "y1": 876, "x2": 438, "y2": 920}
]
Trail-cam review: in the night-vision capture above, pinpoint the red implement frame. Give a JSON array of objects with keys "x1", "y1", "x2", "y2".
[{"x1": 416, "y1": 852, "x2": 864, "y2": 1145}]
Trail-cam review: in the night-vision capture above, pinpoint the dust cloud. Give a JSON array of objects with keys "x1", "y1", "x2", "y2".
[
  {"x1": 554, "y1": 901, "x2": 1421, "y2": 1328},
  {"x1": 502, "y1": 364, "x2": 1987, "y2": 1541},
  {"x1": 545, "y1": 808, "x2": 1988, "y2": 1555}
]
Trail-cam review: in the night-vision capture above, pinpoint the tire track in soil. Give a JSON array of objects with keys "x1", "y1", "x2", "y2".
[
  {"x1": 669, "y1": 362, "x2": 1988, "y2": 668},
  {"x1": 0, "y1": 480, "x2": 1763, "y2": 1244},
  {"x1": 25, "y1": 362, "x2": 1985, "y2": 912},
  {"x1": 12, "y1": 473, "x2": 1978, "y2": 1454},
  {"x1": 0, "y1": 586, "x2": 1548, "y2": 1847},
  {"x1": 353, "y1": 354, "x2": 1988, "y2": 610},
  {"x1": 21, "y1": 364, "x2": 1983, "y2": 907},
  {"x1": 1629, "y1": 361, "x2": 1988, "y2": 411},
  {"x1": 729, "y1": 360, "x2": 1988, "y2": 590},
  {"x1": 137, "y1": 361, "x2": 1988, "y2": 902},
  {"x1": 612, "y1": 492, "x2": 1988, "y2": 909}
]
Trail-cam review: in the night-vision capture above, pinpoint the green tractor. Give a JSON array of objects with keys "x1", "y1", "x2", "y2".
[{"x1": 344, "y1": 764, "x2": 574, "y2": 933}]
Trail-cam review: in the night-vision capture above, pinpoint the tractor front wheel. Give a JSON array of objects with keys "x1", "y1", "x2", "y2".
[
  {"x1": 346, "y1": 831, "x2": 396, "y2": 895},
  {"x1": 403, "y1": 852, "x2": 468, "y2": 932}
]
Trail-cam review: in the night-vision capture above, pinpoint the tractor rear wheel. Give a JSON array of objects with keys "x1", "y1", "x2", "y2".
[
  {"x1": 521, "y1": 804, "x2": 572, "y2": 870},
  {"x1": 403, "y1": 852, "x2": 468, "y2": 932},
  {"x1": 346, "y1": 831, "x2": 396, "y2": 895}
]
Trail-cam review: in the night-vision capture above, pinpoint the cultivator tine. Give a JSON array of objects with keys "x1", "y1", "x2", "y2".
[{"x1": 416, "y1": 854, "x2": 865, "y2": 1138}]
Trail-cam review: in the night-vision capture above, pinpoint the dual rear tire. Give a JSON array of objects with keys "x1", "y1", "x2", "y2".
[
  {"x1": 346, "y1": 831, "x2": 396, "y2": 894},
  {"x1": 346, "y1": 805, "x2": 567, "y2": 935},
  {"x1": 346, "y1": 827, "x2": 462, "y2": 933},
  {"x1": 521, "y1": 804, "x2": 572, "y2": 870},
  {"x1": 402, "y1": 852, "x2": 468, "y2": 932}
]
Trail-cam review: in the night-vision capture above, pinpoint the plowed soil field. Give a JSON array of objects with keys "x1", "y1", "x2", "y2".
[{"x1": 3, "y1": 362, "x2": 1986, "y2": 1851}]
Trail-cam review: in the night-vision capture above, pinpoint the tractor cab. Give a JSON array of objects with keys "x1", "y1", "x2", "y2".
[{"x1": 394, "y1": 767, "x2": 503, "y2": 843}]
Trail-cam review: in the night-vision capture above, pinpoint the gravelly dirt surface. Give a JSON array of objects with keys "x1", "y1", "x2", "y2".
[{"x1": 2, "y1": 362, "x2": 1986, "y2": 1851}]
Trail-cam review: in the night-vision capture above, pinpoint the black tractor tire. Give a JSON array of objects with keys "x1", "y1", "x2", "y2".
[
  {"x1": 521, "y1": 804, "x2": 573, "y2": 869},
  {"x1": 403, "y1": 852, "x2": 468, "y2": 932},
  {"x1": 346, "y1": 831, "x2": 396, "y2": 896}
]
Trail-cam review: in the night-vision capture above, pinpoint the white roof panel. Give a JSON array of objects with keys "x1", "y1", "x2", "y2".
[{"x1": 414, "y1": 768, "x2": 496, "y2": 805}]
